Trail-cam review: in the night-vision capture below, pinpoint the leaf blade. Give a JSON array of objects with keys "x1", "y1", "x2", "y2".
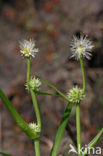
[
  {"x1": 0, "y1": 89, "x2": 39, "y2": 140},
  {"x1": 0, "y1": 152, "x2": 12, "y2": 156},
  {"x1": 50, "y1": 102, "x2": 73, "y2": 156}
]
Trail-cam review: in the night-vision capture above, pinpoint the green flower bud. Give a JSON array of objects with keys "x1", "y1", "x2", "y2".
[
  {"x1": 67, "y1": 86, "x2": 84, "y2": 103},
  {"x1": 25, "y1": 77, "x2": 41, "y2": 91},
  {"x1": 29, "y1": 77, "x2": 41, "y2": 91}
]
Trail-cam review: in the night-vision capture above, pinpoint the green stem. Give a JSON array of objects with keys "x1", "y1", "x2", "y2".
[
  {"x1": 83, "y1": 128, "x2": 103, "y2": 156},
  {"x1": 26, "y1": 57, "x2": 31, "y2": 88},
  {"x1": 34, "y1": 140, "x2": 40, "y2": 156},
  {"x1": 50, "y1": 102, "x2": 73, "y2": 156},
  {"x1": 34, "y1": 74, "x2": 69, "y2": 102},
  {"x1": 35, "y1": 90, "x2": 59, "y2": 97},
  {"x1": 26, "y1": 57, "x2": 41, "y2": 156},
  {"x1": 30, "y1": 90, "x2": 41, "y2": 128},
  {"x1": 80, "y1": 55, "x2": 86, "y2": 94},
  {"x1": 76, "y1": 55, "x2": 85, "y2": 156},
  {"x1": 26, "y1": 57, "x2": 41, "y2": 128},
  {"x1": 76, "y1": 102, "x2": 81, "y2": 156}
]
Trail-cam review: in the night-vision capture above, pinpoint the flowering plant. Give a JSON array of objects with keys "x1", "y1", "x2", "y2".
[{"x1": 0, "y1": 35, "x2": 103, "y2": 156}]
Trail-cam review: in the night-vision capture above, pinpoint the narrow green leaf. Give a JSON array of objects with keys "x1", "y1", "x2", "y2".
[
  {"x1": 50, "y1": 102, "x2": 73, "y2": 156},
  {"x1": 89, "y1": 128, "x2": 103, "y2": 145},
  {"x1": 34, "y1": 74, "x2": 69, "y2": 102},
  {"x1": 0, "y1": 89, "x2": 39, "y2": 140},
  {"x1": 0, "y1": 152, "x2": 11, "y2": 156},
  {"x1": 83, "y1": 128, "x2": 103, "y2": 156}
]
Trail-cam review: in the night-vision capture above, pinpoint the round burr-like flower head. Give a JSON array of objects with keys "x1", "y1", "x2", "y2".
[
  {"x1": 29, "y1": 122, "x2": 41, "y2": 133},
  {"x1": 29, "y1": 77, "x2": 41, "y2": 91},
  {"x1": 70, "y1": 34, "x2": 94, "y2": 60},
  {"x1": 20, "y1": 39, "x2": 38, "y2": 58},
  {"x1": 67, "y1": 86, "x2": 85, "y2": 103}
]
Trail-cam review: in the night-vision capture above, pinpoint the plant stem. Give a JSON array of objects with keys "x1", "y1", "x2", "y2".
[
  {"x1": 26, "y1": 57, "x2": 41, "y2": 127},
  {"x1": 80, "y1": 55, "x2": 86, "y2": 94},
  {"x1": 34, "y1": 140, "x2": 40, "y2": 156},
  {"x1": 30, "y1": 90, "x2": 41, "y2": 128},
  {"x1": 26, "y1": 57, "x2": 31, "y2": 88},
  {"x1": 76, "y1": 55, "x2": 86, "y2": 156},
  {"x1": 26, "y1": 57, "x2": 41, "y2": 156},
  {"x1": 34, "y1": 74, "x2": 69, "y2": 102},
  {"x1": 83, "y1": 128, "x2": 103, "y2": 156},
  {"x1": 76, "y1": 102, "x2": 81, "y2": 156},
  {"x1": 35, "y1": 90, "x2": 59, "y2": 97}
]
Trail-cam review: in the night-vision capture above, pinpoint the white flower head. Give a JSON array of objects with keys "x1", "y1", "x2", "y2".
[
  {"x1": 29, "y1": 122, "x2": 41, "y2": 133},
  {"x1": 20, "y1": 39, "x2": 38, "y2": 58},
  {"x1": 70, "y1": 34, "x2": 94, "y2": 60},
  {"x1": 25, "y1": 77, "x2": 41, "y2": 91},
  {"x1": 67, "y1": 86, "x2": 85, "y2": 103}
]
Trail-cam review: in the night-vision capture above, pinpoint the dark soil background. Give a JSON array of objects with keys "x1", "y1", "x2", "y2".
[{"x1": 0, "y1": 0, "x2": 103, "y2": 156}]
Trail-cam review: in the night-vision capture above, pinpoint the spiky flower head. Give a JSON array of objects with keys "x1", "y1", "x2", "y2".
[
  {"x1": 70, "y1": 34, "x2": 94, "y2": 60},
  {"x1": 29, "y1": 122, "x2": 41, "y2": 133},
  {"x1": 20, "y1": 39, "x2": 38, "y2": 58},
  {"x1": 27, "y1": 77, "x2": 41, "y2": 91},
  {"x1": 67, "y1": 86, "x2": 84, "y2": 103}
]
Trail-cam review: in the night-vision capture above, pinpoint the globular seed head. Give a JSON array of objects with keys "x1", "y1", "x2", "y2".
[
  {"x1": 67, "y1": 86, "x2": 85, "y2": 103},
  {"x1": 29, "y1": 122, "x2": 41, "y2": 133},
  {"x1": 27, "y1": 77, "x2": 41, "y2": 91}
]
